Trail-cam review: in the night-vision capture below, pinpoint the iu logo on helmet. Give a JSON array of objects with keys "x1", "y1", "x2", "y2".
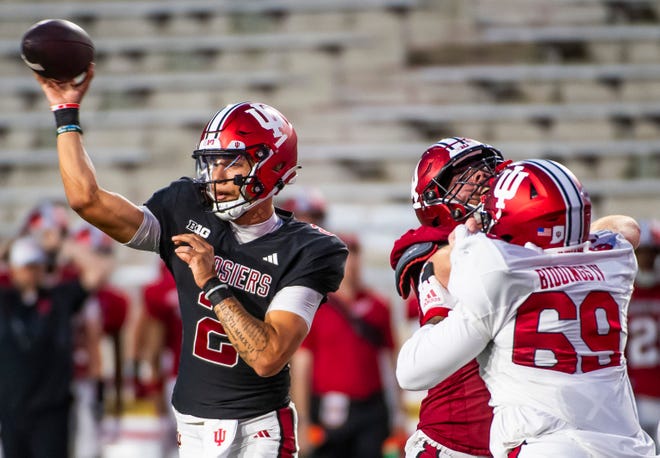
[
  {"x1": 492, "y1": 165, "x2": 528, "y2": 218},
  {"x1": 246, "y1": 103, "x2": 288, "y2": 148}
]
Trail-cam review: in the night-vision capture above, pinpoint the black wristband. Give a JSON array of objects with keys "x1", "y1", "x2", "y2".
[
  {"x1": 53, "y1": 108, "x2": 80, "y2": 128},
  {"x1": 203, "y1": 277, "x2": 233, "y2": 305}
]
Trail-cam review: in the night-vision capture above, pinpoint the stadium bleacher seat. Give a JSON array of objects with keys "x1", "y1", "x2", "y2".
[{"x1": 1, "y1": 0, "x2": 659, "y2": 303}]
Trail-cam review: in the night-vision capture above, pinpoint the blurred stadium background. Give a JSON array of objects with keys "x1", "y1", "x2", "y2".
[
  {"x1": 3, "y1": 0, "x2": 660, "y2": 302},
  {"x1": 2, "y1": 0, "x2": 660, "y2": 455}
]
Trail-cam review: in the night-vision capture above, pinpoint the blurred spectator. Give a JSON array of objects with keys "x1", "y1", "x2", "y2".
[
  {"x1": 18, "y1": 200, "x2": 73, "y2": 283},
  {"x1": 132, "y1": 260, "x2": 182, "y2": 457},
  {"x1": 11, "y1": 202, "x2": 129, "y2": 457},
  {"x1": 277, "y1": 186, "x2": 328, "y2": 226},
  {"x1": 291, "y1": 234, "x2": 403, "y2": 458},
  {"x1": 626, "y1": 219, "x2": 660, "y2": 449},
  {"x1": 0, "y1": 235, "x2": 112, "y2": 458},
  {"x1": 0, "y1": 238, "x2": 11, "y2": 286},
  {"x1": 70, "y1": 222, "x2": 130, "y2": 458}
]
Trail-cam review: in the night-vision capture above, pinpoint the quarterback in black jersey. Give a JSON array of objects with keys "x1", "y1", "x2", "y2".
[{"x1": 35, "y1": 65, "x2": 347, "y2": 457}]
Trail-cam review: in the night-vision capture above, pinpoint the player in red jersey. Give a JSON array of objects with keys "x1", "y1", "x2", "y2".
[
  {"x1": 69, "y1": 222, "x2": 130, "y2": 458},
  {"x1": 390, "y1": 137, "x2": 503, "y2": 457},
  {"x1": 626, "y1": 219, "x2": 660, "y2": 450},
  {"x1": 132, "y1": 260, "x2": 182, "y2": 456},
  {"x1": 136, "y1": 261, "x2": 182, "y2": 402},
  {"x1": 282, "y1": 189, "x2": 403, "y2": 456},
  {"x1": 292, "y1": 234, "x2": 401, "y2": 457}
]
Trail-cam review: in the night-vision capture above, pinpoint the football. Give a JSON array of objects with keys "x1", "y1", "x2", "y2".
[{"x1": 21, "y1": 19, "x2": 95, "y2": 82}]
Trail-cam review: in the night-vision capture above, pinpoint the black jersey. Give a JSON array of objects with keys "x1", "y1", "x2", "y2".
[
  {"x1": 145, "y1": 178, "x2": 347, "y2": 419},
  {"x1": 0, "y1": 281, "x2": 87, "y2": 417}
]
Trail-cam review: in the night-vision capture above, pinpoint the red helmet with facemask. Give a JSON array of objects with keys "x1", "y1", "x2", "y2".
[
  {"x1": 483, "y1": 159, "x2": 592, "y2": 249},
  {"x1": 411, "y1": 137, "x2": 503, "y2": 227},
  {"x1": 193, "y1": 101, "x2": 299, "y2": 220}
]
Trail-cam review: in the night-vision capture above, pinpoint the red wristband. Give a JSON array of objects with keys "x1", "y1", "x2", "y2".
[
  {"x1": 50, "y1": 103, "x2": 80, "y2": 111},
  {"x1": 419, "y1": 307, "x2": 451, "y2": 326}
]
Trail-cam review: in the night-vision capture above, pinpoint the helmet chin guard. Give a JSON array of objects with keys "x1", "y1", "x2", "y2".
[{"x1": 203, "y1": 166, "x2": 297, "y2": 221}]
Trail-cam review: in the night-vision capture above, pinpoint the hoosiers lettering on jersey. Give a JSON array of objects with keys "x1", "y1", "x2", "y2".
[
  {"x1": 214, "y1": 255, "x2": 272, "y2": 297},
  {"x1": 535, "y1": 264, "x2": 605, "y2": 289}
]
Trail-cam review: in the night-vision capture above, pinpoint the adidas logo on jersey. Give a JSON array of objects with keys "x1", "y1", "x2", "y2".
[{"x1": 262, "y1": 253, "x2": 279, "y2": 265}]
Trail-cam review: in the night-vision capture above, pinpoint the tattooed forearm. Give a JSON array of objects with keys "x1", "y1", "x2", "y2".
[{"x1": 213, "y1": 298, "x2": 269, "y2": 365}]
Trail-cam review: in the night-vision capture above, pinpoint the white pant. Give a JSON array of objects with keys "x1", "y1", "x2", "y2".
[
  {"x1": 174, "y1": 403, "x2": 297, "y2": 458},
  {"x1": 512, "y1": 429, "x2": 657, "y2": 458},
  {"x1": 405, "y1": 430, "x2": 489, "y2": 458}
]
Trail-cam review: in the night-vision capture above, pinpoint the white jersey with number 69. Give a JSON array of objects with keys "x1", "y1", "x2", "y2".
[
  {"x1": 451, "y1": 230, "x2": 655, "y2": 457},
  {"x1": 396, "y1": 229, "x2": 657, "y2": 457}
]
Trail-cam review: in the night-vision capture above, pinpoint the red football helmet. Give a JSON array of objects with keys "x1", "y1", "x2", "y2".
[
  {"x1": 483, "y1": 159, "x2": 592, "y2": 249},
  {"x1": 193, "y1": 101, "x2": 299, "y2": 220},
  {"x1": 412, "y1": 137, "x2": 503, "y2": 227}
]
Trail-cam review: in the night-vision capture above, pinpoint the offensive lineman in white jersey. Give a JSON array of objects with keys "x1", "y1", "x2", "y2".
[{"x1": 397, "y1": 159, "x2": 658, "y2": 457}]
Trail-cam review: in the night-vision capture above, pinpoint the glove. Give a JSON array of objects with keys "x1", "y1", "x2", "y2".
[
  {"x1": 390, "y1": 225, "x2": 452, "y2": 299},
  {"x1": 417, "y1": 261, "x2": 456, "y2": 325},
  {"x1": 393, "y1": 241, "x2": 438, "y2": 299}
]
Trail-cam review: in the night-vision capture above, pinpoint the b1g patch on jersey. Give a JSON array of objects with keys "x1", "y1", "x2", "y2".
[{"x1": 186, "y1": 219, "x2": 211, "y2": 238}]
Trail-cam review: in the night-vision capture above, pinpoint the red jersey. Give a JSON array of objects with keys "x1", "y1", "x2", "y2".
[
  {"x1": 0, "y1": 266, "x2": 10, "y2": 287},
  {"x1": 301, "y1": 289, "x2": 394, "y2": 399},
  {"x1": 406, "y1": 296, "x2": 492, "y2": 456},
  {"x1": 392, "y1": 227, "x2": 492, "y2": 456},
  {"x1": 97, "y1": 286, "x2": 129, "y2": 335},
  {"x1": 143, "y1": 265, "x2": 182, "y2": 376},
  {"x1": 625, "y1": 282, "x2": 660, "y2": 398},
  {"x1": 72, "y1": 286, "x2": 129, "y2": 379}
]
